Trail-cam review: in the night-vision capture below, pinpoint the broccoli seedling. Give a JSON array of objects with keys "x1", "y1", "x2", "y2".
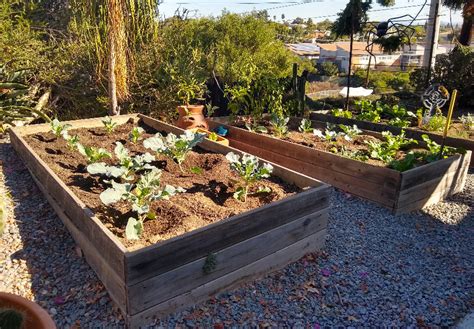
[
  {"x1": 102, "y1": 116, "x2": 117, "y2": 134},
  {"x1": 99, "y1": 169, "x2": 184, "y2": 239},
  {"x1": 50, "y1": 119, "x2": 71, "y2": 138},
  {"x1": 129, "y1": 126, "x2": 145, "y2": 144},
  {"x1": 298, "y1": 118, "x2": 313, "y2": 133},
  {"x1": 77, "y1": 144, "x2": 112, "y2": 163},
  {"x1": 226, "y1": 152, "x2": 273, "y2": 202},
  {"x1": 269, "y1": 114, "x2": 289, "y2": 138},
  {"x1": 143, "y1": 130, "x2": 205, "y2": 172}
]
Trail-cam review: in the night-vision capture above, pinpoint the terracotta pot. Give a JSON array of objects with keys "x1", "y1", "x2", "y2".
[
  {"x1": 175, "y1": 105, "x2": 208, "y2": 130},
  {"x1": 0, "y1": 292, "x2": 56, "y2": 329}
]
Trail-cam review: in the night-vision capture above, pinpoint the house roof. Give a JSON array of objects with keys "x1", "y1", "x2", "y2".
[
  {"x1": 286, "y1": 43, "x2": 320, "y2": 56},
  {"x1": 318, "y1": 43, "x2": 337, "y2": 51}
]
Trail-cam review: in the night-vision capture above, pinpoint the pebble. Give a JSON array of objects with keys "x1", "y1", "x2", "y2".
[{"x1": 0, "y1": 136, "x2": 472, "y2": 327}]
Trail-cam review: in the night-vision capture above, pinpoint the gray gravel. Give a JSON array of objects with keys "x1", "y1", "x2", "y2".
[{"x1": 1, "y1": 136, "x2": 472, "y2": 328}]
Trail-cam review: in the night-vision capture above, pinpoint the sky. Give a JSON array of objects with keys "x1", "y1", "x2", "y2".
[{"x1": 158, "y1": 0, "x2": 464, "y2": 25}]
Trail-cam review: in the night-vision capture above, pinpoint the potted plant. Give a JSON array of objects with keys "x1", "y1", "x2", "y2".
[
  {"x1": 175, "y1": 77, "x2": 208, "y2": 130},
  {"x1": 0, "y1": 292, "x2": 56, "y2": 329}
]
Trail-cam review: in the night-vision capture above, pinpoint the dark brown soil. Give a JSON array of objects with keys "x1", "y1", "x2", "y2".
[{"x1": 24, "y1": 121, "x2": 301, "y2": 250}]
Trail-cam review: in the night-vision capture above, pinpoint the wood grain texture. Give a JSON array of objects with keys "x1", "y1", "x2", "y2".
[
  {"x1": 125, "y1": 186, "x2": 329, "y2": 285},
  {"x1": 310, "y1": 112, "x2": 474, "y2": 167},
  {"x1": 128, "y1": 209, "x2": 327, "y2": 314},
  {"x1": 126, "y1": 229, "x2": 327, "y2": 329}
]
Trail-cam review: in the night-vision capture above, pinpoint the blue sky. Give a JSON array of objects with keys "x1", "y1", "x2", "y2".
[{"x1": 158, "y1": 0, "x2": 463, "y2": 25}]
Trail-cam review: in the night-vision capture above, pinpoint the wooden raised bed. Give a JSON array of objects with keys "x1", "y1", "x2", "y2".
[
  {"x1": 208, "y1": 117, "x2": 471, "y2": 214},
  {"x1": 9, "y1": 114, "x2": 330, "y2": 328},
  {"x1": 310, "y1": 111, "x2": 474, "y2": 167}
]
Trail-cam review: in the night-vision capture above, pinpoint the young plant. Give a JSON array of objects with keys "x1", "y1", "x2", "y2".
[
  {"x1": 366, "y1": 130, "x2": 417, "y2": 163},
  {"x1": 102, "y1": 116, "x2": 117, "y2": 134},
  {"x1": 389, "y1": 152, "x2": 420, "y2": 171},
  {"x1": 338, "y1": 124, "x2": 362, "y2": 141},
  {"x1": 99, "y1": 169, "x2": 184, "y2": 239},
  {"x1": 129, "y1": 127, "x2": 145, "y2": 144},
  {"x1": 331, "y1": 108, "x2": 353, "y2": 119},
  {"x1": 423, "y1": 112, "x2": 446, "y2": 132},
  {"x1": 143, "y1": 130, "x2": 205, "y2": 172},
  {"x1": 245, "y1": 121, "x2": 268, "y2": 133},
  {"x1": 77, "y1": 144, "x2": 112, "y2": 163},
  {"x1": 298, "y1": 118, "x2": 313, "y2": 133},
  {"x1": 62, "y1": 132, "x2": 80, "y2": 151},
  {"x1": 421, "y1": 134, "x2": 462, "y2": 162},
  {"x1": 87, "y1": 142, "x2": 156, "y2": 180},
  {"x1": 355, "y1": 100, "x2": 382, "y2": 123},
  {"x1": 50, "y1": 119, "x2": 71, "y2": 138},
  {"x1": 269, "y1": 113, "x2": 289, "y2": 138},
  {"x1": 388, "y1": 117, "x2": 411, "y2": 128},
  {"x1": 459, "y1": 113, "x2": 473, "y2": 131},
  {"x1": 313, "y1": 127, "x2": 338, "y2": 142},
  {"x1": 226, "y1": 152, "x2": 273, "y2": 202}
]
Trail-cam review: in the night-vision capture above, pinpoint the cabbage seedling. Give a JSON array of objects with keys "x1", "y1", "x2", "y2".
[
  {"x1": 270, "y1": 114, "x2": 289, "y2": 138},
  {"x1": 62, "y1": 132, "x2": 80, "y2": 151},
  {"x1": 129, "y1": 126, "x2": 145, "y2": 144},
  {"x1": 99, "y1": 169, "x2": 185, "y2": 239},
  {"x1": 338, "y1": 124, "x2": 362, "y2": 141},
  {"x1": 102, "y1": 116, "x2": 117, "y2": 134},
  {"x1": 50, "y1": 119, "x2": 71, "y2": 138},
  {"x1": 226, "y1": 152, "x2": 273, "y2": 202},
  {"x1": 143, "y1": 130, "x2": 205, "y2": 172}
]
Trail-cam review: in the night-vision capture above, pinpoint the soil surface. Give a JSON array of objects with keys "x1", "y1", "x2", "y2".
[{"x1": 24, "y1": 120, "x2": 301, "y2": 249}]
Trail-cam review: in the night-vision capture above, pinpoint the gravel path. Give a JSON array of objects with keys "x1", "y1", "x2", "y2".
[{"x1": 1, "y1": 136, "x2": 472, "y2": 328}]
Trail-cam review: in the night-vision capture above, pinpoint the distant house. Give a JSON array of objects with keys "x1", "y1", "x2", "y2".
[
  {"x1": 400, "y1": 44, "x2": 455, "y2": 70},
  {"x1": 286, "y1": 43, "x2": 320, "y2": 61},
  {"x1": 317, "y1": 42, "x2": 401, "y2": 73}
]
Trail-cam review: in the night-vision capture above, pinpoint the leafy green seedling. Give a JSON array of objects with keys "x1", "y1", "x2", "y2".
[
  {"x1": 50, "y1": 119, "x2": 71, "y2": 138},
  {"x1": 298, "y1": 118, "x2": 313, "y2": 133},
  {"x1": 338, "y1": 124, "x2": 362, "y2": 141},
  {"x1": 459, "y1": 113, "x2": 473, "y2": 131},
  {"x1": 99, "y1": 169, "x2": 184, "y2": 239},
  {"x1": 366, "y1": 130, "x2": 417, "y2": 164},
  {"x1": 331, "y1": 108, "x2": 353, "y2": 119},
  {"x1": 421, "y1": 134, "x2": 462, "y2": 162},
  {"x1": 245, "y1": 122, "x2": 268, "y2": 133},
  {"x1": 143, "y1": 130, "x2": 205, "y2": 172},
  {"x1": 77, "y1": 144, "x2": 112, "y2": 163},
  {"x1": 129, "y1": 126, "x2": 145, "y2": 144},
  {"x1": 226, "y1": 152, "x2": 273, "y2": 202},
  {"x1": 102, "y1": 116, "x2": 117, "y2": 134},
  {"x1": 270, "y1": 114, "x2": 289, "y2": 138},
  {"x1": 63, "y1": 132, "x2": 80, "y2": 151}
]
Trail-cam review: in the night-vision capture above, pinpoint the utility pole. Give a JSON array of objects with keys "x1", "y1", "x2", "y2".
[{"x1": 422, "y1": 0, "x2": 441, "y2": 83}]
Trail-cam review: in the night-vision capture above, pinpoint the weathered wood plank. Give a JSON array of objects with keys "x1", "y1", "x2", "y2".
[
  {"x1": 27, "y1": 171, "x2": 128, "y2": 314},
  {"x1": 10, "y1": 128, "x2": 127, "y2": 277},
  {"x1": 227, "y1": 138, "x2": 398, "y2": 208},
  {"x1": 400, "y1": 152, "x2": 471, "y2": 190},
  {"x1": 208, "y1": 120, "x2": 400, "y2": 186},
  {"x1": 126, "y1": 229, "x2": 327, "y2": 329},
  {"x1": 128, "y1": 209, "x2": 327, "y2": 314},
  {"x1": 310, "y1": 112, "x2": 474, "y2": 167},
  {"x1": 125, "y1": 185, "x2": 329, "y2": 285}
]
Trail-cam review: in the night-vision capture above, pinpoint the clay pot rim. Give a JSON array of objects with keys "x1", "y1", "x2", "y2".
[{"x1": 0, "y1": 292, "x2": 56, "y2": 329}]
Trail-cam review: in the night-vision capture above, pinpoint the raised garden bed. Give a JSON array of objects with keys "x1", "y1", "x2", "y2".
[
  {"x1": 9, "y1": 114, "x2": 330, "y2": 328},
  {"x1": 310, "y1": 111, "x2": 474, "y2": 167},
  {"x1": 208, "y1": 117, "x2": 471, "y2": 214}
]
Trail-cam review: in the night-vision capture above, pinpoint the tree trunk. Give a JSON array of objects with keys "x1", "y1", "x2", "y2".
[{"x1": 458, "y1": 2, "x2": 473, "y2": 46}]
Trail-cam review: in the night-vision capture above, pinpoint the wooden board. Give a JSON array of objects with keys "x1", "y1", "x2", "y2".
[
  {"x1": 128, "y1": 208, "x2": 327, "y2": 314},
  {"x1": 310, "y1": 112, "x2": 474, "y2": 167},
  {"x1": 126, "y1": 229, "x2": 327, "y2": 329}
]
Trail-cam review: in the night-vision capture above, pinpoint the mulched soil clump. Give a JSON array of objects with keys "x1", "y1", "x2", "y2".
[{"x1": 23, "y1": 121, "x2": 301, "y2": 249}]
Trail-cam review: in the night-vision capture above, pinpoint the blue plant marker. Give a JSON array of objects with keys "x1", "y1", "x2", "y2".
[{"x1": 214, "y1": 125, "x2": 228, "y2": 137}]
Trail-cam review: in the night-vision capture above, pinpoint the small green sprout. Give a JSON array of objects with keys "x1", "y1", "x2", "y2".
[
  {"x1": 270, "y1": 114, "x2": 289, "y2": 138},
  {"x1": 102, "y1": 116, "x2": 117, "y2": 134},
  {"x1": 50, "y1": 119, "x2": 71, "y2": 138},
  {"x1": 226, "y1": 152, "x2": 273, "y2": 202},
  {"x1": 298, "y1": 118, "x2": 313, "y2": 133},
  {"x1": 129, "y1": 126, "x2": 145, "y2": 144},
  {"x1": 77, "y1": 144, "x2": 112, "y2": 163},
  {"x1": 62, "y1": 132, "x2": 80, "y2": 151}
]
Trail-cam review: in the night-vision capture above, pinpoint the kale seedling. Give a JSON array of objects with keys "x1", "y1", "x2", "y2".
[
  {"x1": 298, "y1": 118, "x2": 313, "y2": 133},
  {"x1": 99, "y1": 169, "x2": 185, "y2": 240},
  {"x1": 62, "y1": 132, "x2": 80, "y2": 151},
  {"x1": 226, "y1": 152, "x2": 273, "y2": 202},
  {"x1": 143, "y1": 130, "x2": 205, "y2": 172},
  {"x1": 270, "y1": 114, "x2": 289, "y2": 138},
  {"x1": 421, "y1": 134, "x2": 462, "y2": 162},
  {"x1": 102, "y1": 116, "x2": 117, "y2": 134},
  {"x1": 129, "y1": 126, "x2": 145, "y2": 144},
  {"x1": 77, "y1": 144, "x2": 112, "y2": 163},
  {"x1": 366, "y1": 130, "x2": 417, "y2": 164},
  {"x1": 338, "y1": 124, "x2": 362, "y2": 141},
  {"x1": 459, "y1": 113, "x2": 473, "y2": 131},
  {"x1": 50, "y1": 119, "x2": 71, "y2": 138}
]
